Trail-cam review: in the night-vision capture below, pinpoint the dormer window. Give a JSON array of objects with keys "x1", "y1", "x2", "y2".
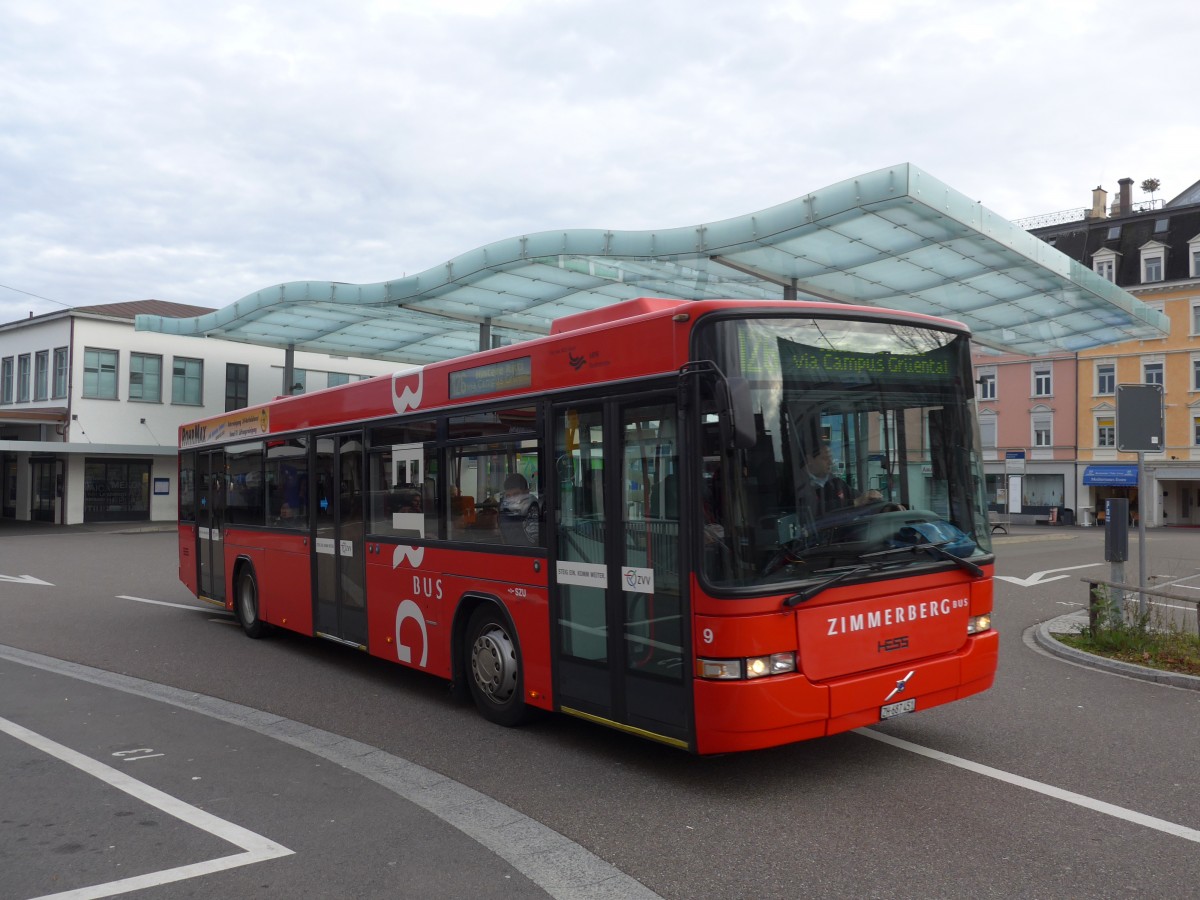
[
  {"x1": 1106, "y1": 225, "x2": 1121, "y2": 241},
  {"x1": 1092, "y1": 247, "x2": 1119, "y2": 283},
  {"x1": 1154, "y1": 218, "x2": 1169, "y2": 235},
  {"x1": 1139, "y1": 240, "x2": 1167, "y2": 284},
  {"x1": 1189, "y1": 232, "x2": 1200, "y2": 278}
]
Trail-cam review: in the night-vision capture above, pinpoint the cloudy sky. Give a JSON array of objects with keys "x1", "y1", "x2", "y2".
[{"x1": 2, "y1": 0, "x2": 1198, "y2": 325}]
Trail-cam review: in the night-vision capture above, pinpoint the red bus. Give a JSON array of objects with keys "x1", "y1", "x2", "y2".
[{"x1": 176, "y1": 297, "x2": 996, "y2": 754}]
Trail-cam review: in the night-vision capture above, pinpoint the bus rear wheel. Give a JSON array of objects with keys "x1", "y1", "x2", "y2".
[
  {"x1": 236, "y1": 568, "x2": 266, "y2": 639},
  {"x1": 465, "y1": 605, "x2": 532, "y2": 727}
]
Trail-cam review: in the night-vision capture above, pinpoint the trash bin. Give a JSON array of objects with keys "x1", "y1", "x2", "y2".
[{"x1": 1060, "y1": 506, "x2": 1074, "y2": 526}]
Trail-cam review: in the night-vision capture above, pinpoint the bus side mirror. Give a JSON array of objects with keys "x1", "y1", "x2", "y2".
[{"x1": 723, "y1": 376, "x2": 756, "y2": 450}]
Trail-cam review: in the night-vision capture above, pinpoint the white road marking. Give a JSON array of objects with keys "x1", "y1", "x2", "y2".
[
  {"x1": 1, "y1": 644, "x2": 662, "y2": 900},
  {"x1": 996, "y1": 563, "x2": 1103, "y2": 587},
  {"x1": 0, "y1": 716, "x2": 292, "y2": 900},
  {"x1": 0, "y1": 573, "x2": 55, "y2": 586},
  {"x1": 118, "y1": 595, "x2": 233, "y2": 616},
  {"x1": 859, "y1": 729, "x2": 1200, "y2": 844}
]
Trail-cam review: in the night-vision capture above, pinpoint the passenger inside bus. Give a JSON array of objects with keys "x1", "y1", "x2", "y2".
[{"x1": 499, "y1": 472, "x2": 538, "y2": 545}]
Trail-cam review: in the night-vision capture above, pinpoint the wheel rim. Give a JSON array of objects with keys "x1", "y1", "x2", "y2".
[
  {"x1": 470, "y1": 623, "x2": 518, "y2": 704},
  {"x1": 239, "y1": 576, "x2": 256, "y2": 624}
]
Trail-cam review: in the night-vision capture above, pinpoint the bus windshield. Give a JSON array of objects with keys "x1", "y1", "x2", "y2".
[{"x1": 695, "y1": 315, "x2": 992, "y2": 591}]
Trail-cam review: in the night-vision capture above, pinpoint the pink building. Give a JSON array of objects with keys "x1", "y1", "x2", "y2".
[{"x1": 973, "y1": 349, "x2": 1079, "y2": 522}]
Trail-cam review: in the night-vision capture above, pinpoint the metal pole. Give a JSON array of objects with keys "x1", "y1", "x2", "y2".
[
  {"x1": 1137, "y1": 452, "x2": 1147, "y2": 616},
  {"x1": 283, "y1": 343, "x2": 295, "y2": 395}
]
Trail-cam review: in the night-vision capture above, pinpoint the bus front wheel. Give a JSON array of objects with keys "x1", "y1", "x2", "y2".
[
  {"x1": 465, "y1": 605, "x2": 532, "y2": 727},
  {"x1": 236, "y1": 568, "x2": 266, "y2": 639}
]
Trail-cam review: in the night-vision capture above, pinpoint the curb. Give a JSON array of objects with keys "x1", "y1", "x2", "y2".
[{"x1": 1034, "y1": 612, "x2": 1200, "y2": 691}]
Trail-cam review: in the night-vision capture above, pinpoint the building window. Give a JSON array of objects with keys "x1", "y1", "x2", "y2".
[
  {"x1": 1192, "y1": 302, "x2": 1200, "y2": 336},
  {"x1": 1192, "y1": 247, "x2": 1200, "y2": 279},
  {"x1": 1, "y1": 357, "x2": 12, "y2": 404},
  {"x1": 53, "y1": 347, "x2": 68, "y2": 398},
  {"x1": 977, "y1": 372, "x2": 996, "y2": 401},
  {"x1": 1140, "y1": 241, "x2": 1167, "y2": 284},
  {"x1": 1194, "y1": 357, "x2": 1200, "y2": 391},
  {"x1": 1092, "y1": 248, "x2": 1119, "y2": 283},
  {"x1": 1096, "y1": 363, "x2": 1115, "y2": 395},
  {"x1": 1097, "y1": 417, "x2": 1115, "y2": 448},
  {"x1": 129, "y1": 353, "x2": 162, "y2": 403},
  {"x1": 226, "y1": 363, "x2": 249, "y2": 411},
  {"x1": 327, "y1": 372, "x2": 351, "y2": 388},
  {"x1": 1195, "y1": 416, "x2": 1200, "y2": 447},
  {"x1": 978, "y1": 412, "x2": 997, "y2": 449},
  {"x1": 1033, "y1": 368, "x2": 1052, "y2": 397},
  {"x1": 172, "y1": 357, "x2": 203, "y2": 406},
  {"x1": 1144, "y1": 361, "x2": 1164, "y2": 386},
  {"x1": 34, "y1": 351, "x2": 49, "y2": 401},
  {"x1": 83, "y1": 348, "x2": 119, "y2": 399},
  {"x1": 1033, "y1": 418, "x2": 1052, "y2": 447},
  {"x1": 17, "y1": 354, "x2": 31, "y2": 402}
]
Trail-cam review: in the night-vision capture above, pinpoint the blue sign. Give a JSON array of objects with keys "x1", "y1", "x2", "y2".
[{"x1": 1082, "y1": 465, "x2": 1138, "y2": 486}]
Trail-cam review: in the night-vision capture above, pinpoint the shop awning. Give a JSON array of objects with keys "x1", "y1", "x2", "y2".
[{"x1": 1082, "y1": 465, "x2": 1139, "y2": 486}]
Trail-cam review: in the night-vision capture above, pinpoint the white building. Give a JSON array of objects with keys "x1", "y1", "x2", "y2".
[{"x1": 0, "y1": 300, "x2": 398, "y2": 525}]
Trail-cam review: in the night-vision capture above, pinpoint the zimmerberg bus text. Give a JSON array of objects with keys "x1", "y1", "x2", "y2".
[{"x1": 827, "y1": 597, "x2": 969, "y2": 636}]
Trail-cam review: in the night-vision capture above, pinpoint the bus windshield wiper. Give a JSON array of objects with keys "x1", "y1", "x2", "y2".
[
  {"x1": 782, "y1": 563, "x2": 879, "y2": 608},
  {"x1": 784, "y1": 542, "x2": 985, "y2": 608},
  {"x1": 862, "y1": 541, "x2": 984, "y2": 577}
]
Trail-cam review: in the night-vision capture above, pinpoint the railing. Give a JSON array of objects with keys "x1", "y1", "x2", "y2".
[
  {"x1": 1013, "y1": 198, "x2": 1166, "y2": 231},
  {"x1": 1013, "y1": 208, "x2": 1088, "y2": 230}
]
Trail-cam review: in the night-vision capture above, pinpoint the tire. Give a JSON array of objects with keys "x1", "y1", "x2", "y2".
[
  {"x1": 465, "y1": 605, "x2": 532, "y2": 726},
  {"x1": 235, "y1": 567, "x2": 266, "y2": 639}
]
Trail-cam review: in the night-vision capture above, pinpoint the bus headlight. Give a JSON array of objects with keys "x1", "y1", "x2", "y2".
[
  {"x1": 697, "y1": 652, "x2": 796, "y2": 680},
  {"x1": 967, "y1": 614, "x2": 992, "y2": 635}
]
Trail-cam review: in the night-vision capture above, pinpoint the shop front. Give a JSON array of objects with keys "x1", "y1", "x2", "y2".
[
  {"x1": 1155, "y1": 467, "x2": 1200, "y2": 527},
  {"x1": 83, "y1": 458, "x2": 152, "y2": 523},
  {"x1": 1081, "y1": 465, "x2": 1139, "y2": 526}
]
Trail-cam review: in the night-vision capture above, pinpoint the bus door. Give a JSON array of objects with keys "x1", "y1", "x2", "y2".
[
  {"x1": 553, "y1": 398, "x2": 691, "y2": 748},
  {"x1": 196, "y1": 449, "x2": 226, "y2": 603},
  {"x1": 313, "y1": 431, "x2": 368, "y2": 648}
]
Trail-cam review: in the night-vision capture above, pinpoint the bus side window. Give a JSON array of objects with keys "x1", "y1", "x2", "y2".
[{"x1": 266, "y1": 438, "x2": 308, "y2": 529}]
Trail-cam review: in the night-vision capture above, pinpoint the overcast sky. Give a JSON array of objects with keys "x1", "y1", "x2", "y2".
[{"x1": 2, "y1": 0, "x2": 1198, "y2": 325}]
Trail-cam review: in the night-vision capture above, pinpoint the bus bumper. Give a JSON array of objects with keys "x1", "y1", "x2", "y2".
[{"x1": 693, "y1": 629, "x2": 998, "y2": 755}]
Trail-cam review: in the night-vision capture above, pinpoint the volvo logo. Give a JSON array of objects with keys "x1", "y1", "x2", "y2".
[{"x1": 884, "y1": 670, "x2": 915, "y2": 702}]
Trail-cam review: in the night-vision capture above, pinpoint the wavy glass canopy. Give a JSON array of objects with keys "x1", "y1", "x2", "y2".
[{"x1": 136, "y1": 163, "x2": 1169, "y2": 363}]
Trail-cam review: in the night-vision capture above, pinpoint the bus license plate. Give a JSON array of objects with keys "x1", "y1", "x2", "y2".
[{"x1": 880, "y1": 698, "x2": 916, "y2": 719}]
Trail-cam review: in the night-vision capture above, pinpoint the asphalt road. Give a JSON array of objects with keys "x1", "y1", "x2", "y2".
[{"x1": 2, "y1": 524, "x2": 1199, "y2": 899}]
